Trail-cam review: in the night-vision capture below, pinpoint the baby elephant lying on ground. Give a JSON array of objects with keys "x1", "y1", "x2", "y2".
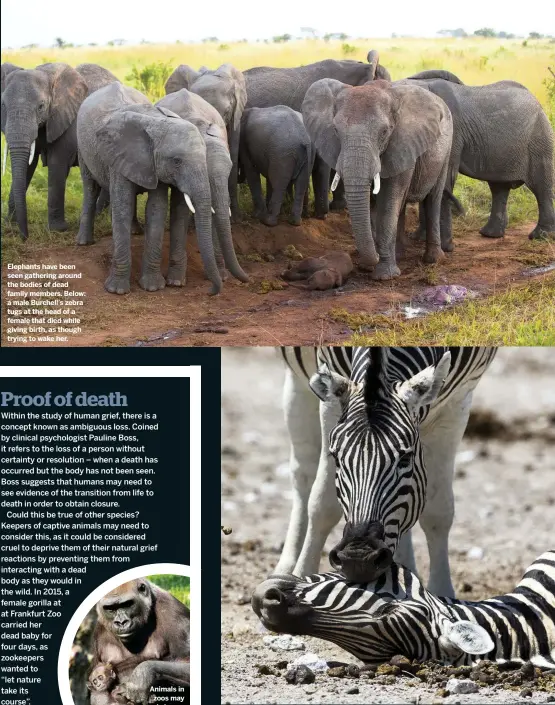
[
  {"x1": 281, "y1": 251, "x2": 353, "y2": 290},
  {"x1": 252, "y1": 550, "x2": 555, "y2": 668}
]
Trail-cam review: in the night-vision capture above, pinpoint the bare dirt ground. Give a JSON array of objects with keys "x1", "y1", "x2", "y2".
[
  {"x1": 221, "y1": 347, "x2": 555, "y2": 704},
  {"x1": 2, "y1": 211, "x2": 553, "y2": 346}
]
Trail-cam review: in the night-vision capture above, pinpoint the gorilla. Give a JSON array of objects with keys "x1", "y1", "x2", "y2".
[{"x1": 89, "y1": 578, "x2": 190, "y2": 705}]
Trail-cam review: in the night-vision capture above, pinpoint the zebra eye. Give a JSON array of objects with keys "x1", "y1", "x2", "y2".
[{"x1": 397, "y1": 452, "x2": 412, "y2": 468}]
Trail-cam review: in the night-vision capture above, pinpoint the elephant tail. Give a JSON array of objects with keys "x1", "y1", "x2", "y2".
[
  {"x1": 444, "y1": 188, "x2": 465, "y2": 215},
  {"x1": 293, "y1": 139, "x2": 312, "y2": 182}
]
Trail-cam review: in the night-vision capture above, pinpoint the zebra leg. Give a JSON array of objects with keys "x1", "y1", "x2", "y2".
[
  {"x1": 293, "y1": 399, "x2": 343, "y2": 576},
  {"x1": 394, "y1": 530, "x2": 417, "y2": 574},
  {"x1": 419, "y1": 390, "x2": 474, "y2": 598},
  {"x1": 274, "y1": 366, "x2": 321, "y2": 575}
]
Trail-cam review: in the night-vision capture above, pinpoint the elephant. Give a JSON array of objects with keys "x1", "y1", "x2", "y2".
[
  {"x1": 404, "y1": 72, "x2": 555, "y2": 244},
  {"x1": 76, "y1": 82, "x2": 246, "y2": 295},
  {"x1": 1, "y1": 63, "x2": 22, "y2": 94},
  {"x1": 239, "y1": 106, "x2": 314, "y2": 226},
  {"x1": 156, "y1": 88, "x2": 249, "y2": 283},
  {"x1": 165, "y1": 63, "x2": 247, "y2": 223},
  {"x1": 302, "y1": 78, "x2": 453, "y2": 279},
  {"x1": 244, "y1": 50, "x2": 391, "y2": 218},
  {"x1": 1, "y1": 62, "x2": 118, "y2": 239}
]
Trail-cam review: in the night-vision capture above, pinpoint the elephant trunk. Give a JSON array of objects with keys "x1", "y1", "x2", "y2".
[
  {"x1": 10, "y1": 146, "x2": 32, "y2": 240},
  {"x1": 211, "y1": 174, "x2": 249, "y2": 283},
  {"x1": 189, "y1": 188, "x2": 223, "y2": 295}
]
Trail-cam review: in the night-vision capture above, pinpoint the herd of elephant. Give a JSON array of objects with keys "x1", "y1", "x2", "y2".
[{"x1": 1, "y1": 51, "x2": 554, "y2": 295}]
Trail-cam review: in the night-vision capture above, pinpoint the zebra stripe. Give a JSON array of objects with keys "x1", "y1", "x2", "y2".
[{"x1": 280, "y1": 551, "x2": 555, "y2": 667}]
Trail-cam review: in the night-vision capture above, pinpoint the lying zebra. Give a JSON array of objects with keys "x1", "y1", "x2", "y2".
[{"x1": 252, "y1": 550, "x2": 555, "y2": 668}]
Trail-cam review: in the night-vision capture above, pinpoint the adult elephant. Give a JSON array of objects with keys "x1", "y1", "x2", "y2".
[
  {"x1": 244, "y1": 50, "x2": 391, "y2": 217},
  {"x1": 156, "y1": 88, "x2": 249, "y2": 282},
  {"x1": 1, "y1": 62, "x2": 117, "y2": 239},
  {"x1": 1, "y1": 62, "x2": 22, "y2": 94},
  {"x1": 77, "y1": 82, "x2": 242, "y2": 295},
  {"x1": 165, "y1": 63, "x2": 246, "y2": 223},
  {"x1": 302, "y1": 79, "x2": 453, "y2": 279},
  {"x1": 405, "y1": 72, "x2": 555, "y2": 245}
]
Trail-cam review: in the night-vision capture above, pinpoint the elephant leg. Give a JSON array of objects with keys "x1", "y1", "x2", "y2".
[
  {"x1": 264, "y1": 171, "x2": 287, "y2": 227},
  {"x1": 6, "y1": 148, "x2": 40, "y2": 222},
  {"x1": 526, "y1": 164, "x2": 555, "y2": 239},
  {"x1": 302, "y1": 188, "x2": 309, "y2": 219},
  {"x1": 312, "y1": 155, "x2": 330, "y2": 219},
  {"x1": 46, "y1": 138, "x2": 73, "y2": 232},
  {"x1": 228, "y1": 122, "x2": 241, "y2": 223},
  {"x1": 105, "y1": 174, "x2": 135, "y2": 295},
  {"x1": 371, "y1": 173, "x2": 411, "y2": 280},
  {"x1": 291, "y1": 165, "x2": 310, "y2": 226},
  {"x1": 480, "y1": 182, "x2": 510, "y2": 238},
  {"x1": 140, "y1": 185, "x2": 168, "y2": 292},
  {"x1": 239, "y1": 144, "x2": 266, "y2": 219},
  {"x1": 265, "y1": 181, "x2": 272, "y2": 209},
  {"x1": 411, "y1": 202, "x2": 427, "y2": 242},
  {"x1": 330, "y1": 175, "x2": 347, "y2": 211},
  {"x1": 76, "y1": 160, "x2": 100, "y2": 246},
  {"x1": 395, "y1": 204, "x2": 408, "y2": 260},
  {"x1": 422, "y1": 161, "x2": 448, "y2": 264},
  {"x1": 95, "y1": 187, "x2": 110, "y2": 215},
  {"x1": 167, "y1": 186, "x2": 189, "y2": 286}
]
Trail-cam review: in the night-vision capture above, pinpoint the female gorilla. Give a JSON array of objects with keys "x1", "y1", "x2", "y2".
[{"x1": 90, "y1": 578, "x2": 190, "y2": 705}]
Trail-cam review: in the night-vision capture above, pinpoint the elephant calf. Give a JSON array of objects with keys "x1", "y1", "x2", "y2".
[
  {"x1": 239, "y1": 106, "x2": 314, "y2": 226},
  {"x1": 76, "y1": 82, "x2": 247, "y2": 295}
]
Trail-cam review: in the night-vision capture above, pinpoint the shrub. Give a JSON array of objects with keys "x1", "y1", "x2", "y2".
[
  {"x1": 273, "y1": 34, "x2": 292, "y2": 43},
  {"x1": 342, "y1": 43, "x2": 356, "y2": 55},
  {"x1": 125, "y1": 61, "x2": 175, "y2": 101}
]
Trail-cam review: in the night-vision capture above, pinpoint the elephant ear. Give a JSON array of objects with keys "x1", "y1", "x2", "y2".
[
  {"x1": 206, "y1": 122, "x2": 228, "y2": 143},
  {"x1": 165, "y1": 65, "x2": 201, "y2": 94},
  {"x1": 215, "y1": 64, "x2": 247, "y2": 130},
  {"x1": 97, "y1": 110, "x2": 157, "y2": 190},
  {"x1": 37, "y1": 63, "x2": 88, "y2": 143},
  {"x1": 301, "y1": 78, "x2": 346, "y2": 169},
  {"x1": 156, "y1": 105, "x2": 181, "y2": 119},
  {"x1": 380, "y1": 83, "x2": 444, "y2": 179},
  {"x1": 1, "y1": 63, "x2": 22, "y2": 94}
]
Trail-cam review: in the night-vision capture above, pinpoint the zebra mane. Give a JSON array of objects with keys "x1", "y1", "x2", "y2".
[{"x1": 363, "y1": 347, "x2": 386, "y2": 420}]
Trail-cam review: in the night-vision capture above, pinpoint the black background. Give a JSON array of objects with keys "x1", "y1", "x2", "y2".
[{"x1": 0, "y1": 347, "x2": 221, "y2": 705}]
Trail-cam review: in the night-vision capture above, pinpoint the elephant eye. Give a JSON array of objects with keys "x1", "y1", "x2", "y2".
[
  {"x1": 38, "y1": 101, "x2": 46, "y2": 111},
  {"x1": 173, "y1": 157, "x2": 183, "y2": 167}
]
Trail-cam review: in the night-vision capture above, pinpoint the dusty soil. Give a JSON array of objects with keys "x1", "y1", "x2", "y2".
[
  {"x1": 221, "y1": 347, "x2": 555, "y2": 704},
  {"x1": 2, "y1": 211, "x2": 553, "y2": 346}
]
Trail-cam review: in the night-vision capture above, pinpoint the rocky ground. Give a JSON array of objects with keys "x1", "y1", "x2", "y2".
[{"x1": 221, "y1": 347, "x2": 555, "y2": 704}]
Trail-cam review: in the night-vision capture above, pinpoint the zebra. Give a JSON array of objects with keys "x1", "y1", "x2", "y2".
[
  {"x1": 276, "y1": 346, "x2": 496, "y2": 598},
  {"x1": 252, "y1": 550, "x2": 555, "y2": 668}
]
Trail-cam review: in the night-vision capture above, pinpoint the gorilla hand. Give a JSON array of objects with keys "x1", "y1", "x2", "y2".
[{"x1": 119, "y1": 662, "x2": 154, "y2": 705}]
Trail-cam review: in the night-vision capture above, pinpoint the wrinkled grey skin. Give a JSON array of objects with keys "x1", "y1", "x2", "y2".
[
  {"x1": 302, "y1": 78, "x2": 453, "y2": 279},
  {"x1": 240, "y1": 106, "x2": 314, "y2": 226},
  {"x1": 156, "y1": 89, "x2": 248, "y2": 285},
  {"x1": 165, "y1": 63, "x2": 247, "y2": 223},
  {"x1": 1, "y1": 62, "x2": 117, "y2": 239},
  {"x1": 244, "y1": 50, "x2": 391, "y2": 217},
  {"x1": 1, "y1": 63, "x2": 23, "y2": 93},
  {"x1": 404, "y1": 73, "x2": 555, "y2": 244},
  {"x1": 77, "y1": 82, "x2": 223, "y2": 295}
]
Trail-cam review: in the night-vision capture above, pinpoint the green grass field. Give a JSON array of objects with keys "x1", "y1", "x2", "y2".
[
  {"x1": 148, "y1": 574, "x2": 190, "y2": 607},
  {"x1": 1, "y1": 37, "x2": 554, "y2": 345}
]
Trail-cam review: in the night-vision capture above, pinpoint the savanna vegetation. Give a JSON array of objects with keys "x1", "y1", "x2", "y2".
[
  {"x1": 148, "y1": 574, "x2": 190, "y2": 606},
  {"x1": 1, "y1": 37, "x2": 554, "y2": 345}
]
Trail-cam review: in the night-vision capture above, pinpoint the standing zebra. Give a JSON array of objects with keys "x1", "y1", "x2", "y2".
[
  {"x1": 252, "y1": 550, "x2": 555, "y2": 668},
  {"x1": 277, "y1": 346, "x2": 496, "y2": 597}
]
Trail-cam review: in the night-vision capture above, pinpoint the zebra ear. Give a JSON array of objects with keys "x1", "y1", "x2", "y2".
[
  {"x1": 309, "y1": 364, "x2": 349, "y2": 402},
  {"x1": 396, "y1": 352, "x2": 451, "y2": 413},
  {"x1": 441, "y1": 620, "x2": 494, "y2": 655}
]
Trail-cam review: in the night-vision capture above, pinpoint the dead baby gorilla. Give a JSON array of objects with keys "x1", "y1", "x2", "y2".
[
  {"x1": 90, "y1": 579, "x2": 190, "y2": 705},
  {"x1": 282, "y1": 251, "x2": 353, "y2": 290}
]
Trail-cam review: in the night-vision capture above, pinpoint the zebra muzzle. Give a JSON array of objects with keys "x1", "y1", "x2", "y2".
[
  {"x1": 251, "y1": 576, "x2": 312, "y2": 633},
  {"x1": 330, "y1": 521, "x2": 393, "y2": 582}
]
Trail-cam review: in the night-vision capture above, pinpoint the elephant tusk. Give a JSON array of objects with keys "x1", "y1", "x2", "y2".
[
  {"x1": 331, "y1": 172, "x2": 340, "y2": 191},
  {"x1": 2, "y1": 143, "x2": 7, "y2": 176},
  {"x1": 183, "y1": 193, "x2": 195, "y2": 213},
  {"x1": 373, "y1": 173, "x2": 380, "y2": 195},
  {"x1": 229, "y1": 207, "x2": 231, "y2": 217},
  {"x1": 211, "y1": 207, "x2": 215, "y2": 214},
  {"x1": 29, "y1": 140, "x2": 35, "y2": 165}
]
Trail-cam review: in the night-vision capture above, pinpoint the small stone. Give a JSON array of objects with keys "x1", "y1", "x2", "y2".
[
  {"x1": 545, "y1": 696, "x2": 555, "y2": 703},
  {"x1": 436, "y1": 691, "x2": 449, "y2": 699},
  {"x1": 290, "y1": 653, "x2": 329, "y2": 673},
  {"x1": 328, "y1": 666, "x2": 346, "y2": 678},
  {"x1": 274, "y1": 660, "x2": 288, "y2": 670},
  {"x1": 377, "y1": 664, "x2": 400, "y2": 676},
  {"x1": 446, "y1": 678, "x2": 479, "y2": 694},
  {"x1": 467, "y1": 546, "x2": 484, "y2": 560},
  {"x1": 346, "y1": 686, "x2": 360, "y2": 694},
  {"x1": 264, "y1": 634, "x2": 305, "y2": 651},
  {"x1": 346, "y1": 664, "x2": 360, "y2": 678},
  {"x1": 390, "y1": 655, "x2": 413, "y2": 670},
  {"x1": 497, "y1": 661, "x2": 522, "y2": 671},
  {"x1": 520, "y1": 662, "x2": 535, "y2": 680},
  {"x1": 285, "y1": 664, "x2": 315, "y2": 685},
  {"x1": 232, "y1": 621, "x2": 251, "y2": 638},
  {"x1": 460, "y1": 582, "x2": 473, "y2": 593},
  {"x1": 519, "y1": 688, "x2": 533, "y2": 698}
]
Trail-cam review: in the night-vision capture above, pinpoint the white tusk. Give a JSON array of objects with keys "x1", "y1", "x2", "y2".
[
  {"x1": 373, "y1": 173, "x2": 380, "y2": 195},
  {"x1": 229, "y1": 207, "x2": 232, "y2": 217},
  {"x1": 184, "y1": 193, "x2": 195, "y2": 213},
  {"x1": 2, "y1": 143, "x2": 7, "y2": 176},
  {"x1": 211, "y1": 207, "x2": 215, "y2": 214},
  {"x1": 29, "y1": 140, "x2": 35, "y2": 165},
  {"x1": 331, "y1": 172, "x2": 340, "y2": 191}
]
